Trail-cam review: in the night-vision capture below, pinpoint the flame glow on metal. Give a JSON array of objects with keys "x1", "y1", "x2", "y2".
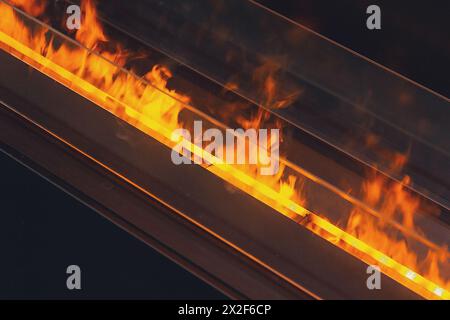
[{"x1": 0, "y1": 0, "x2": 448, "y2": 299}]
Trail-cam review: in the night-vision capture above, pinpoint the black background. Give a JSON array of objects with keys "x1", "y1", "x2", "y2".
[
  {"x1": 258, "y1": 0, "x2": 449, "y2": 97},
  {"x1": 0, "y1": 0, "x2": 448, "y2": 299}
]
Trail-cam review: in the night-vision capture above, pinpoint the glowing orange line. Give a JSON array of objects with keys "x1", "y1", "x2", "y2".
[
  {"x1": 0, "y1": 29, "x2": 448, "y2": 300},
  {"x1": 0, "y1": 100, "x2": 322, "y2": 300}
]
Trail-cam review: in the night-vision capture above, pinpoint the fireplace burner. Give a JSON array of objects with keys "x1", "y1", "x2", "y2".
[{"x1": 0, "y1": 0, "x2": 448, "y2": 299}]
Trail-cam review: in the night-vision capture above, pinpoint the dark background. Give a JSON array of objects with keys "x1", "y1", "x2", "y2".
[
  {"x1": 0, "y1": 0, "x2": 448, "y2": 299},
  {"x1": 258, "y1": 0, "x2": 449, "y2": 97}
]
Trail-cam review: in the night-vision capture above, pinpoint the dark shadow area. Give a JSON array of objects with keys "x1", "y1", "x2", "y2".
[
  {"x1": 258, "y1": 0, "x2": 449, "y2": 97},
  {"x1": 0, "y1": 152, "x2": 225, "y2": 299}
]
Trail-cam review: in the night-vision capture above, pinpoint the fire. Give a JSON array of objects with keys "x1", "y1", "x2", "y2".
[
  {"x1": 0, "y1": 0, "x2": 448, "y2": 299},
  {"x1": 75, "y1": 0, "x2": 106, "y2": 50},
  {"x1": 345, "y1": 172, "x2": 449, "y2": 291},
  {"x1": 252, "y1": 58, "x2": 301, "y2": 109},
  {"x1": 2, "y1": 0, "x2": 190, "y2": 138},
  {"x1": 7, "y1": 0, "x2": 45, "y2": 16}
]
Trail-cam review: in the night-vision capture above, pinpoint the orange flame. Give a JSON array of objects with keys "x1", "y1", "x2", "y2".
[
  {"x1": 345, "y1": 172, "x2": 449, "y2": 290},
  {"x1": 8, "y1": 0, "x2": 45, "y2": 16},
  {"x1": 252, "y1": 58, "x2": 301, "y2": 109},
  {"x1": 0, "y1": 0, "x2": 448, "y2": 299},
  {"x1": 75, "y1": 0, "x2": 106, "y2": 49}
]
